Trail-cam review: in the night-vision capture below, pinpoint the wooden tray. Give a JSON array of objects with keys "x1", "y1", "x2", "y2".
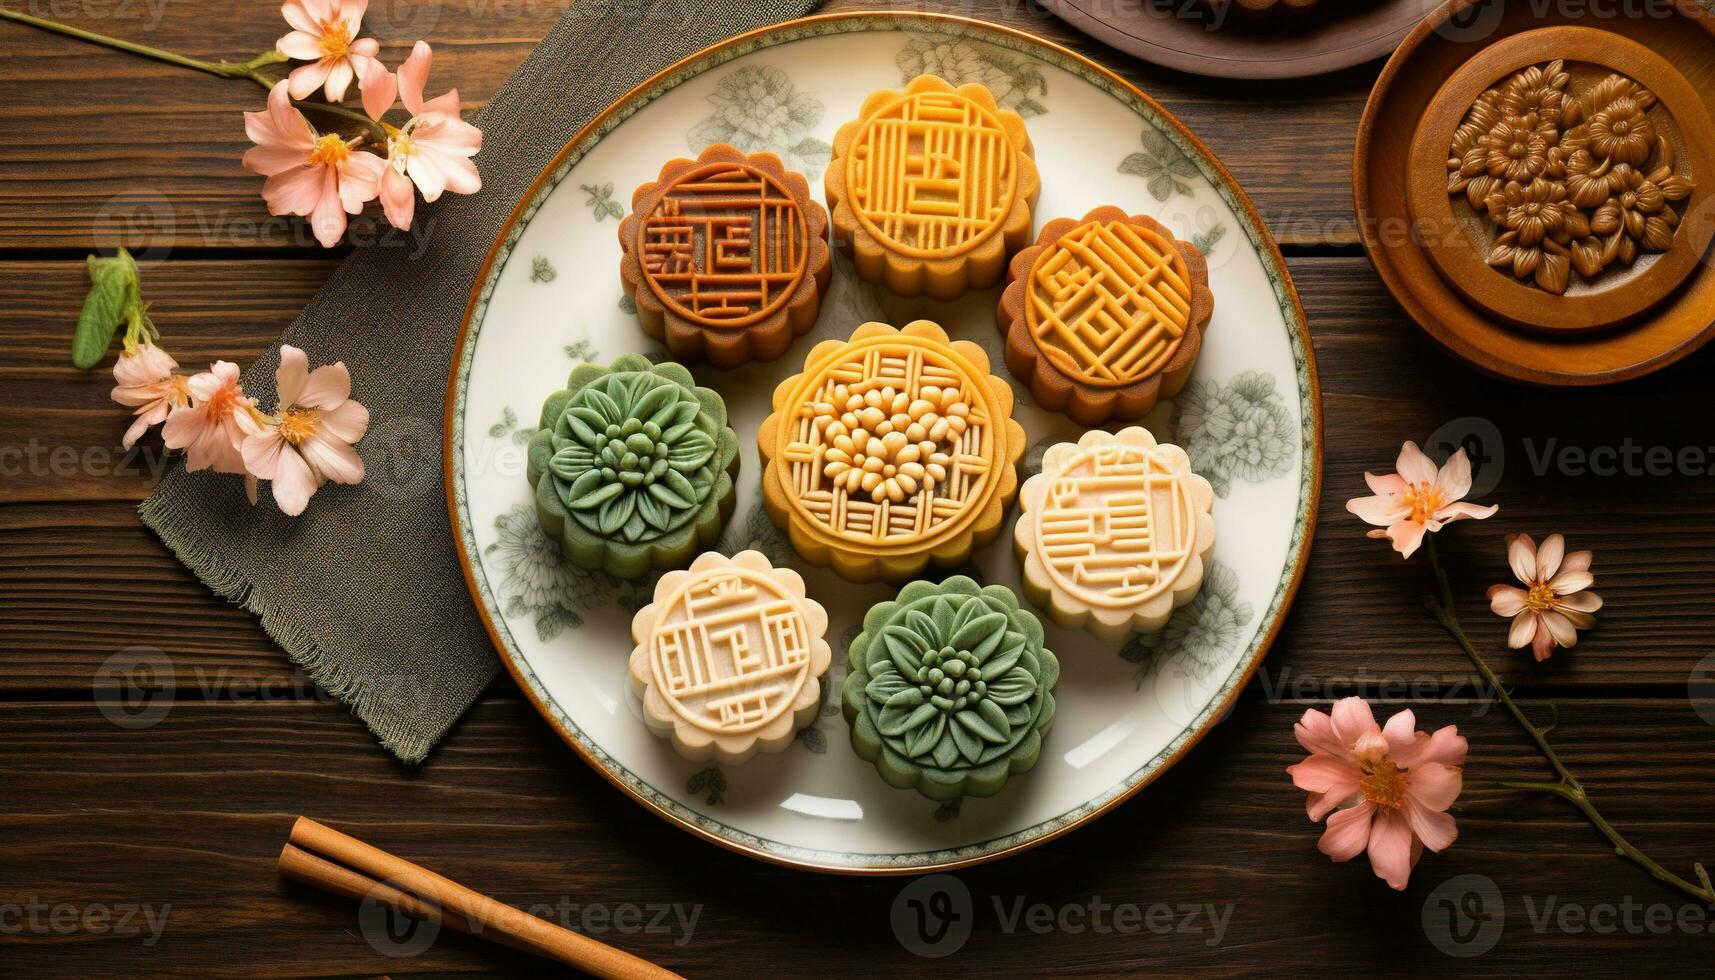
[
  {"x1": 1041, "y1": 0, "x2": 1428, "y2": 80},
  {"x1": 1356, "y1": 0, "x2": 1715, "y2": 385}
]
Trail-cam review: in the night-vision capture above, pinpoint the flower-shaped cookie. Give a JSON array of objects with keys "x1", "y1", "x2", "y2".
[
  {"x1": 826, "y1": 74, "x2": 1040, "y2": 300},
  {"x1": 842, "y1": 576, "x2": 1059, "y2": 801},
  {"x1": 757, "y1": 320, "x2": 1026, "y2": 583},
  {"x1": 630, "y1": 550, "x2": 832, "y2": 765},
  {"x1": 527, "y1": 355, "x2": 739, "y2": 578},
  {"x1": 619, "y1": 144, "x2": 832, "y2": 367},
  {"x1": 998, "y1": 207, "x2": 1213, "y2": 426},
  {"x1": 1014, "y1": 427, "x2": 1216, "y2": 640}
]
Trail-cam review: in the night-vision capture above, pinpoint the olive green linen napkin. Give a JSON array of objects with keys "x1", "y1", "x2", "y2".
[{"x1": 139, "y1": 0, "x2": 822, "y2": 764}]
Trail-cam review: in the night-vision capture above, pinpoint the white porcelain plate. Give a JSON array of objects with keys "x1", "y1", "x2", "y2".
[{"x1": 448, "y1": 12, "x2": 1320, "y2": 873}]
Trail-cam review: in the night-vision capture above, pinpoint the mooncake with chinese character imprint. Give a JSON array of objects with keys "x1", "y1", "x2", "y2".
[
  {"x1": 620, "y1": 144, "x2": 831, "y2": 368},
  {"x1": 998, "y1": 207, "x2": 1212, "y2": 426},
  {"x1": 826, "y1": 75, "x2": 1039, "y2": 300}
]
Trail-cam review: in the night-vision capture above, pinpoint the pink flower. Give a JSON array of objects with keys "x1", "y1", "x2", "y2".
[
  {"x1": 363, "y1": 42, "x2": 482, "y2": 230},
  {"x1": 110, "y1": 342, "x2": 190, "y2": 449},
  {"x1": 1487, "y1": 533, "x2": 1602, "y2": 661},
  {"x1": 277, "y1": 0, "x2": 380, "y2": 102},
  {"x1": 243, "y1": 81, "x2": 386, "y2": 248},
  {"x1": 162, "y1": 361, "x2": 262, "y2": 474},
  {"x1": 1346, "y1": 441, "x2": 1499, "y2": 558},
  {"x1": 241, "y1": 345, "x2": 369, "y2": 516},
  {"x1": 1287, "y1": 697, "x2": 1468, "y2": 890}
]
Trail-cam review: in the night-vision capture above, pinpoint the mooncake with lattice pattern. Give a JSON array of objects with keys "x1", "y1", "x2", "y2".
[
  {"x1": 826, "y1": 75, "x2": 1039, "y2": 300},
  {"x1": 620, "y1": 144, "x2": 831, "y2": 368},
  {"x1": 1014, "y1": 427, "x2": 1215, "y2": 640},
  {"x1": 998, "y1": 207, "x2": 1213, "y2": 426}
]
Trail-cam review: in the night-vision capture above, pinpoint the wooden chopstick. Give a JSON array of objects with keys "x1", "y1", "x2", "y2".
[{"x1": 278, "y1": 817, "x2": 684, "y2": 979}]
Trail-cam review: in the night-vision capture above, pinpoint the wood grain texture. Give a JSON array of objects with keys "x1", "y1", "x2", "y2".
[
  {"x1": 4, "y1": 697, "x2": 1715, "y2": 975},
  {"x1": 0, "y1": 0, "x2": 1363, "y2": 251}
]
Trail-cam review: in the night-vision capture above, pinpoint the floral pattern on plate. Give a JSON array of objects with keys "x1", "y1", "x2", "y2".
[
  {"x1": 687, "y1": 64, "x2": 832, "y2": 173},
  {"x1": 895, "y1": 33, "x2": 1049, "y2": 116},
  {"x1": 1148, "y1": 371, "x2": 1297, "y2": 497},
  {"x1": 1119, "y1": 561, "x2": 1254, "y2": 687}
]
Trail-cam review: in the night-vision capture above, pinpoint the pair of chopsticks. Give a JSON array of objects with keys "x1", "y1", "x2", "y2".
[{"x1": 278, "y1": 817, "x2": 683, "y2": 979}]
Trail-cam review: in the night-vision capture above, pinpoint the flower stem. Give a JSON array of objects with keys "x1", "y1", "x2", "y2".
[
  {"x1": 0, "y1": 8, "x2": 387, "y2": 143},
  {"x1": 1425, "y1": 536, "x2": 1714, "y2": 905}
]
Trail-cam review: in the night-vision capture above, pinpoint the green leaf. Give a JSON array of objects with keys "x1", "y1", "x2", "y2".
[
  {"x1": 567, "y1": 481, "x2": 622, "y2": 511},
  {"x1": 584, "y1": 387, "x2": 623, "y2": 425},
  {"x1": 949, "y1": 612, "x2": 1006, "y2": 654},
  {"x1": 866, "y1": 671, "x2": 913, "y2": 706},
  {"x1": 660, "y1": 468, "x2": 699, "y2": 508},
  {"x1": 882, "y1": 625, "x2": 929, "y2": 676},
  {"x1": 72, "y1": 251, "x2": 138, "y2": 368},
  {"x1": 905, "y1": 713, "x2": 946, "y2": 758},
  {"x1": 647, "y1": 479, "x2": 692, "y2": 511},
  {"x1": 632, "y1": 383, "x2": 676, "y2": 425},
  {"x1": 985, "y1": 666, "x2": 1038, "y2": 705},
  {"x1": 975, "y1": 699, "x2": 1012, "y2": 742},
  {"x1": 598, "y1": 491, "x2": 636, "y2": 534},
  {"x1": 666, "y1": 430, "x2": 716, "y2": 472},
  {"x1": 949, "y1": 713, "x2": 984, "y2": 762}
]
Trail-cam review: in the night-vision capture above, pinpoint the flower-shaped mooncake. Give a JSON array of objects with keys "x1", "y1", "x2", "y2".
[
  {"x1": 527, "y1": 355, "x2": 739, "y2": 578},
  {"x1": 826, "y1": 74, "x2": 1040, "y2": 300},
  {"x1": 998, "y1": 207, "x2": 1213, "y2": 426},
  {"x1": 619, "y1": 144, "x2": 832, "y2": 368},
  {"x1": 630, "y1": 550, "x2": 832, "y2": 764},
  {"x1": 1014, "y1": 427, "x2": 1216, "y2": 640},
  {"x1": 756, "y1": 320, "x2": 1026, "y2": 583},
  {"x1": 843, "y1": 575, "x2": 1060, "y2": 801}
]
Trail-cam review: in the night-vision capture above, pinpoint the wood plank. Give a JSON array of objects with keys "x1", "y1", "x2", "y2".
[
  {"x1": 0, "y1": 0, "x2": 1365, "y2": 252},
  {"x1": 3, "y1": 696, "x2": 1714, "y2": 974}
]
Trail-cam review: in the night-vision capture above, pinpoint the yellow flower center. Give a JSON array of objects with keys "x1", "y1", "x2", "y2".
[
  {"x1": 1359, "y1": 757, "x2": 1406, "y2": 809},
  {"x1": 277, "y1": 408, "x2": 320, "y2": 445},
  {"x1": 203, "y1": 384, "x2": 242, "y2": 416},
  {"x1": 1403, "y1": 481, "x2": 1447, "y2": 524},
  {"x1": 1526, "y1": 582, "x2": 1556, "y2": 611},
  {"x1": 318, "y1": 20, "x2": 353, "y2": 59},
  {"x1": 308, "y1": 134, "x2": 350, "y2": 167}
]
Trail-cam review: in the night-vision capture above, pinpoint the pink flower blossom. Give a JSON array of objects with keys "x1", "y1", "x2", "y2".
[
  {"x1": 277, "y1": 0, "x2": 380, "y2": 102},
  {"x1": 162, "y1": 361, "x2": 262, "y2": 474},
  {"x1": 1487, "y1": 533, "x2": 1602, "y2": 661},
  {"x1": 1287, "y1": 697, "x2": 1469, "y2": 890},
  {"x1": 242, "y1": 81, "x2": 385, "y2": 248},
  {"x1": 241, "y1": 345, "x2": 369, "y2": 516},
  {"x1": 1346, "y1": 441, "x2": 1499, "y2": 558},
  {"x1": 363, "y1": 42, "x2": 482, "y2": 230},
  {"x1": 110, "y1": 342, "x2": 189, "y2": 449}
]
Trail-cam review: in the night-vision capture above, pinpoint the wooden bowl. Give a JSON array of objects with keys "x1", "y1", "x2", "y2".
[
  {"x1": 1356, "y1": 0, "x2": 1715, "y2": 385},
  {"x1": 1040, "y1": 0, "x2": 1430, "y2": 81}
]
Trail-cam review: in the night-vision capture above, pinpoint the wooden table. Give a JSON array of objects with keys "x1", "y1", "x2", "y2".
[{"x1": 4, "y1": 1, "x2": 1714, "y2": 974}]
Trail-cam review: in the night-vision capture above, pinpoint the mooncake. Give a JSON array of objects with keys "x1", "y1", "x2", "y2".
[
  {"x1": 619, "y1": 144, "x2": 831, "y2": 368},
  {"x1": 998, "y1": 207, "x2": 1213, "y2": 426},
  {"x1": 1014, "y1": 427, "x2": 1216, "y2": 640},
  {"x1": 526, "y1": 355, "x2": 739, "y2": 578},
  {"x1": 842, "y1": 575, "x2": 1060, "y2": 801},
  {"x1": 630, "y1": 550, "x2": 832, "y2": 765},
  {"x1": 756, "y1": 320, "x2": 1026, "y2": 583},
  {"x1": 826, "y1": 74, "x2": 1040, "y2": 300}
]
